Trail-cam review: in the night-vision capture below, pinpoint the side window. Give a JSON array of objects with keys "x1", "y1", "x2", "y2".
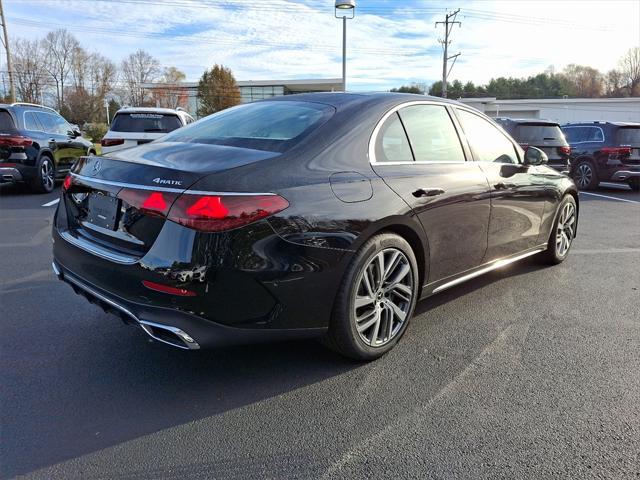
[
  {"x1": 585, "y1": 127, "x2": 604, "y2": 142},
  {"x1": 24, "y1": 112, "x2": 42, "y2": 131},
  {"x1": 50, "y1": 114, "x2": 71, "y2": 135},
  {"x1": 456, "y1": 109, "x2": 519, "y2": 164},
  {"x1": 398, "y1": 105, "x2": 466, "y2": 162},
  {"x1": 562, "y1": 127, "x2": 583, "y2": 143},
  {"x1": 374, "y1": 112, "x2": 413, "y2": 163},
  {"x1": 35, "y1": 112, "x2": 56, "y2": 134}
]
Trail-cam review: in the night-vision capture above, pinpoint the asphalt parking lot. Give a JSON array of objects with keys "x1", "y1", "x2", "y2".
[{"x1": 1, "y1": 182, "x2": 639, "y2": 479}]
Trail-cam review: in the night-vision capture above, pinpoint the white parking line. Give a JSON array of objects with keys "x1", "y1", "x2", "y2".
[
  {"x1": 579, "y1": 191, "x2": 639, "y2": 204},
  {"x1": 41, "y1": 198, "x2": 60, "y2": 207}
]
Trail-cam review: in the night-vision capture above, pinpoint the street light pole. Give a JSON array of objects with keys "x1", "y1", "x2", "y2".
[{"x1": 335, "y1": 0, "x2": 355, "y2": 93}]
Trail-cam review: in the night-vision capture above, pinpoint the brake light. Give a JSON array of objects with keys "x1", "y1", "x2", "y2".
[
  {"x1": 0, "y1": 134, "x2": 33, "y2": 147},
  {"x1": 558, "y1": 146, "x2": 571, "y2": 155},
  {"x1": 142, "y1": 280, "x2": 197, "y2": 297},
  {"x1": 601, "y1": 147, "x2": 632, "y2": 156},
  {"x1": 63, "y1": 174, "x2": 72, "y2": 191},
  {"x1": 169, "y1": 194, "x2": 289, "y2": 232},
  {"x1": 100, "y1": 138, "x2": 125, "y2": 147}
]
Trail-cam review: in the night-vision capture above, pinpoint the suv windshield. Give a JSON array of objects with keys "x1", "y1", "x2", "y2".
[
  {"x1": 110, "y1": 112, "x2": 182, "y2": 133},
  {"x1": 162, "y1": 101, "x2": 334, "y2": 152},
  {"x1": 515, "y1": 124, "x2": 565, "y2": 143},
  {"x1": 617, "y1": 127, "x2": 640, "y2": 145}
]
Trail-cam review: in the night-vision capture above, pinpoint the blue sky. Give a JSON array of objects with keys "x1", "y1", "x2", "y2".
[{"x1": 4, "y1": 0, "x2": 640, "y2": 91}]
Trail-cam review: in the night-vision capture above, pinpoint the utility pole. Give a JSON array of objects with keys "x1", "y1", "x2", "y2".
[
  {"x1": 0, "y1": 0, "x2": 15, "y2": 103},
  {"x1": 435, "y1": 9, "x2": 461, "y2": 98}
]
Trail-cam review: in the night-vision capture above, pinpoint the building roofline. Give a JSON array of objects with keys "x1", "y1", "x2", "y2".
[{"x1": 460, "y1": 97, "x2": 640, "y2": 104}]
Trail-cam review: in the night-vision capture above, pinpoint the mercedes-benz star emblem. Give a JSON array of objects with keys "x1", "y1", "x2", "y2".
[{"x1": 92, "y1": 159, "x2": 102, "y2": 175}]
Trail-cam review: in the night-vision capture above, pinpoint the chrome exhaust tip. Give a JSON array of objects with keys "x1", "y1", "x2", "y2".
[{"x1": 139, "y1": 320, "x2": 200, "y2": 350}]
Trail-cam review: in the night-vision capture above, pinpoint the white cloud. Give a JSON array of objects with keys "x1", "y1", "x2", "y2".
[{"x1": 4, "y1": 0, "x2": 639, "y2": 90}]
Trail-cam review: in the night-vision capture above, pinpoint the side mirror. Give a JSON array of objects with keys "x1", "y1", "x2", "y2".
[
  {"x1": 68, "y1": 129, "x2": 81, "y2": 138},
  {"x1": 523, "y1": 146, "x2": 548, "y2": 166}
]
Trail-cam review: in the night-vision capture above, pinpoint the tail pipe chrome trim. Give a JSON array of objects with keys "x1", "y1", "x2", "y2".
[{"x1": 52, "y1": 262, "x2": 200, "y2": 350}]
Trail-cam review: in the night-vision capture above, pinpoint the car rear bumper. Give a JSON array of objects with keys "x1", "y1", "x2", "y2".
[
  {"x1": 0, "y1": 166, "x2": 24, "y2": 183},
  {"x1": 52, "y1": 259, "x2": 328, "y2": 350}
]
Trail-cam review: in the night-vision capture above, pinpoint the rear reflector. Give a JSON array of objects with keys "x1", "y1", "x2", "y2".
[
  {"x1": 558, "y1": 146, "x2": 571, "y2": 155},
  {"x1": 0, "y1": 134, "x2": 33, "y2": 147},
  {"x1": 601, "y1": 147, "x2": 632, "y2": 156},
  {"x1": 116, "y1": 188, "x2": 289, "y2": 232},
  {"x1": 101, "y1": 138, "x2": 125, "y2": 147},
  {"x1": 63, "y1": 174, "x2": 72, "y2": 191},
  {"x1": 142, "y1": 280, "x2": 197, "y2": 297}
]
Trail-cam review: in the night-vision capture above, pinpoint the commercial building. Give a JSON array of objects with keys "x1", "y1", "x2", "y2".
[
  {"x1": 458, "y1": 97, "x2": 640, "y2": 123},
  {"x1": 144, "y1": 78, "x2": 342, "y2": 117}
]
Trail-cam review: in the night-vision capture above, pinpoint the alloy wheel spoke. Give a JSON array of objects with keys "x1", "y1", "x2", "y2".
[
  {"x1": 357, "y1": 310, "x2": 379, "y2": 333},
  {"x1": 388, "y1": 282, "x2": 412, "y2": 302},
  {"x1": 355, "y1": 295, "x2": 375, "y2": 309},
  {"x1": 382, "y1": 251, "x2": 401, "y2": 282},
  {"x1": 386, "y1": 298, "x2": 407, "y2": 323}
]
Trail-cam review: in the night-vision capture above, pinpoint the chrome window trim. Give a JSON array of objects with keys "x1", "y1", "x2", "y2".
[
  {"x1": 368, "y1": 100, "x2": 468, "y2": 166},
  {"x1": 561, "y1": 126, "x2": 605, "y2": 144},
  {"x1": 70, "y1": 173, "x2": 277, "y2": 196}
]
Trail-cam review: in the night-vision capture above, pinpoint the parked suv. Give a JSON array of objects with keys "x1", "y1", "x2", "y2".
[
  {"x1": 495, "y1": 118, "x2": 571, "y2": 172},
  {"x1": 101, "y1": 107, "x2": 194, "y2": 154},
  {"x1": 0, "y1": 103, "x2": 96, "y2": 193},
  {"x1": 561, "y1": 122, "x2": 640, "y2": 191}
]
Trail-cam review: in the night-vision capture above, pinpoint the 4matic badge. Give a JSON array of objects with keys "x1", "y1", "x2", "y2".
[{"x1": 152, "y1": 177, "x2": 183, "y2": 186}]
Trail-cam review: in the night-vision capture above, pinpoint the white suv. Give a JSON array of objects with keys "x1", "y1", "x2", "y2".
[{"x1": 100, "y1": 107, "x2": 194, "y2": 154}]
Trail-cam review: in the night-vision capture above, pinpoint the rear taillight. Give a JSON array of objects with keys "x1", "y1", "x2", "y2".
[
  {"x1": 558, "y1": 146, "x2": 571, "y2": 155},
  {"x1": 63, "y1": 174, "x2": 72, "y2": 191},
  {"x1": 100, "y1": 138, "x2": 125, "y2": 147},
  {"x1": 169, "y1": 194, "x2": 289, "y2": 232},
  {"x1": 0, "y1": 134, "x2": 33, "y2": 147},
  {"x1": 601, "y1": 147, "x2": 632, "y2": 156},
  {"x1": 117, "y1": 189, "x2": 289, "y2": 232}
]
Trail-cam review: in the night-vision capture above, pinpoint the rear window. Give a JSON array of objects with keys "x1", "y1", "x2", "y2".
[
  {"x1": 515, "y1": 124, "x2": 565, "y2": 143},
  {"x1": 110, "y1": 112, "x2": 182, "y2": 133},
  {"x1": 162, "y1": 101, "x2": 334, "y2": 152},
  {"x1": 617, "y1": 127, "x2": 640, "y2": 145},
  {"x1": 0, "y1": 110, "x2": 16, "y2": 131}
]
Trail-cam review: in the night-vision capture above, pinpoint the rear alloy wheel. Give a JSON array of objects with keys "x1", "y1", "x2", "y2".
[
  {"x1": 31, "y1": 156, "x2": 55, "y2": 193},
  {"x1": 324, "y1": 233, "x2": 418, "y2": 360},
  {"x1": 540, "y1": 195, "x2": 577, "y2": 264},
  {"x1": 573, "y1": 160, "x2": 598, "y2": 190}
]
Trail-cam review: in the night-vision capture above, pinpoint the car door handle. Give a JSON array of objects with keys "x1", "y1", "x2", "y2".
[
  {"x1": 412, "y1": 188, "x2": 445, "y2": 198},
  {"x1": 494, "y1": 182, "x2": 517, "y2": 190}
]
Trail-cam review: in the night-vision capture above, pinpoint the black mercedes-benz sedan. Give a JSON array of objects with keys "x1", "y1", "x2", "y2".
[{"x1": 52, "y1": 93, "x2": 578, "y2": 360}]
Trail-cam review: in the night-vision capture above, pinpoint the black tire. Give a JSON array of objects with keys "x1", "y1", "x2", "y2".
[
  {"x1": 30, "y1": 155, "x2": 56, "y2": 193},
  {"x1": 539, "y1": 195, "x2": 577, "y2": 265},
  {"x1": 324, "y1": 233, "x2": 419, "y2": 361},
  {"x1": 628, "y1": 178, "x2": 640, "y2": 192},
  {"x1": 572, "y1": 159, "x2": 598, "y2": 190}
]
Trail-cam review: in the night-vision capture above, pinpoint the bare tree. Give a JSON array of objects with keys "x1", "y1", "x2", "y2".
[
  {"x1": 605, "y1": 69, "x2": 625, "y2": 97},
  {"x1": 11, "y1": 38, "x2": 48, "y2": 103},
  {"x1": 42, "y1": 29, "x2": 80, "y2": 109},
  {"x1": 562, "y1": 64, "x2": 604, "y2": 98},
  {"x1": 121, "y1": 49, "x2": 160, "y2": 106},
  {"x1": 152, "y1": 66, "x2": 187, "y2": 109},
  {"x1": 619, "y1": 47, "x2": 640, "y2": 96}
]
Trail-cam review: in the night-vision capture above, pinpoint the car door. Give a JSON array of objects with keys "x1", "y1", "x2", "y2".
[
  {"x1": 453, "y1": 108, "x2": 547, "y2": 261},
  {"x1": 370, "y1": 102, "x2": 491, "y2": 283},
  {"x1": 36, "y1": 112, "x2": 84, "y2": 173}
]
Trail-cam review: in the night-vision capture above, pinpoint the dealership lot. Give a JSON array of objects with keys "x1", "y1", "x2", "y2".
[{"x1": 1, "y1": 184, "x2": 638, "y2": 479}]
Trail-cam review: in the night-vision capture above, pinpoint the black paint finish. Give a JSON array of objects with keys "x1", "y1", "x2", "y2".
[{"x1": 53, "y1": 92, "x2": 579, "y2": 348}]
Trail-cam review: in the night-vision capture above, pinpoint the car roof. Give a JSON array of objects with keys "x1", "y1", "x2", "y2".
[
  {"x1": 495, "y1": 117, "x2": 560, "y2": 126},
  {"x1": 0, "y1": 102, "x2": 58, "y2": 113},
  {"x1": 265, "y1": 91, "x2": 467, "y2": 110},
  {"x1": 116, "y1": 107, "x2": 190, "y2": 116},
  {"x1": 563, "y1": 121, "x2": 640, "y2": 127}
]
